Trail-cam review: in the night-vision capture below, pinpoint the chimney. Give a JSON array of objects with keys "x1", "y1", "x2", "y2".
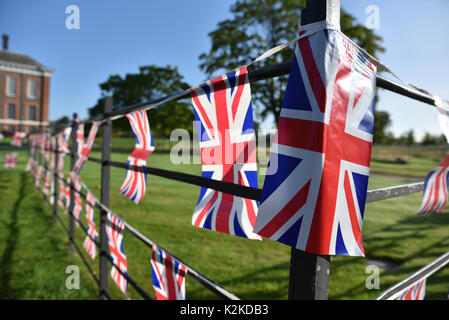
[{"x1": 2, "y1": 34, "x2": 9, "y2": 50}]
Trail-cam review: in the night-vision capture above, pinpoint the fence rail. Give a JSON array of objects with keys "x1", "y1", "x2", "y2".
[{"x1": 23, "y1": 0, "x2": 449, "y2": 300}]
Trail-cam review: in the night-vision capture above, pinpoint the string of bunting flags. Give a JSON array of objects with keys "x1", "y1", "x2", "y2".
[{"x1": 18, "y1": 18, "x2": 449, "y2": 300}]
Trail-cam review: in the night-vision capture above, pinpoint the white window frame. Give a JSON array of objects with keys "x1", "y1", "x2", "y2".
[
  {"x1": 27, "y1": 79, "x2": 38, "y2": 99},
  {"x1": 6, "y1": 76, "x2": 17, "y2": 97}
]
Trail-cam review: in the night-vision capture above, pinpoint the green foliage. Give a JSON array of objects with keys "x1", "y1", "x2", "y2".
[
  {"x1": 421, "y1": 132, "x2": 447, "y2": 145},
  {"x1": 199, "y1": 0, "x2": 385, "y2": 124},
  {"x1": 89, "y1": 65, "x2": 194, "y2": 137},
  {"x1": 396, "y1": 129, "x2": 416, "y2": 145},
  {"x1": 373, "y1": 111, "x2": 395, "y2": 144}
]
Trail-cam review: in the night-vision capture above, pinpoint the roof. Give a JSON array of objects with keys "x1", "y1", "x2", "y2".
[{"x1": 0, "y1": 49, "x2": 53, "y2": 76}]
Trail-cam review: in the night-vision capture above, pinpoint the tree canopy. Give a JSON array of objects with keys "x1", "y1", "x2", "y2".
[
  {"x1": 88, "y1": 65, "x2": 193, "y2": 136},
  {"x1": 199, "y1": 0, "x2": 385, "y2": 125}
]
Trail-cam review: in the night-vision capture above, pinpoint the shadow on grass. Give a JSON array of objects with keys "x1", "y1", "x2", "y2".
[
  {"x1": 331, "y1": 211, "x2": 449, "y2": 300},
  {"x1": 0, "y1": 171, "x2": 26, "y2": 299}
]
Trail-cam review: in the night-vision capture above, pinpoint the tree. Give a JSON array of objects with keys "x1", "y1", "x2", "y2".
[
  {"x1": 421, "y1": 132, "x2": 447, "y2": 145},
  {"x1": 49, "y1": 115, "x2": 70, "y2": 133},
  {"x1": 373, "y1": 111, "x2": 392, "y2": 144},
  {"x1": 199, "y1": 0, "x2": 385, "y2": 125},
  {"x1": 89, "y1": 65, "x2": 193, "y2": 136},
  {"x1": 397, "y1": 129, "x2": 416, "y2": 145}
]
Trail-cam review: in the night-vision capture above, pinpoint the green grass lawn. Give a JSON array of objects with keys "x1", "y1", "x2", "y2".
[{"x1": 1, "y1": 139, "x2": 449, "y2": 300}]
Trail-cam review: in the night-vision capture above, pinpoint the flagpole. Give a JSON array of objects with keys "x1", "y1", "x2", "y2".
[{"x1": 287, "y1": 0, "x2": 339, "y2": 300}]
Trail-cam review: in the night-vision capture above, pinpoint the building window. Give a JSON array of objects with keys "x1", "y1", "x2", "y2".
[
  {"x1": 27, "y1": 79, "x2": 38, "y2": 99},
  {"x1": 7, "y1": 103, "x2": 16, "y2": 119},
  {"x1": 6, "y1": 76, "x2": 17, "y2": 97},
  {"x1": 28, "y1": 105, "x2": 37, "y2": 121}
]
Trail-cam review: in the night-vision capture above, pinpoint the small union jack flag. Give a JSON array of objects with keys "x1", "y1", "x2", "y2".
[
  {"x1": 11, "y1": 132, "x2": 26, "y2": 147},
  {"x1": 151, "y1": 245, "x2": 187, "y2": 300},
  {"x1": 72, "y1": 121, "x2": 101, "y2": 176},
  {"x1": 64, "y1": 177, "x2": 71, "y2": 212},
  {"x1": 396, "y1": 279, "x2": 426, "y2": 300},
  {"x1": 71, "y1": 175, "x2": 83, "y2": 226},
  {"x1": 58, "y1": 173, "x2": 66, "y2": 208},
  {"x1": 43, "y1": 170, "x2": 51, "y2": 196},
  {"x1": 190, "y1": 66, "x2": 260, "y2": 240},
  {"x1": 418, "y1": 155, "x2": 449, "y2": 214},
  {"x1": 253, "y1": 28, "x2": 377, "y2": 256},
  {"x1": 4, "y1": 152, "x2": 17, "y2": 168},
  {"x1": 119, "y1": 110, "x2": 155, "y2": 204},
  {"x1": 83, "y1": 192, "x2": 98, "y2": 260},
  {"x1": 35, "y1": 165, "x2": 42, "y2": 187},
  {"x1": 59, "y1": 127, "x2": 72, "y2": 155},
  {"x1": 106, "y1": 212, "x2": 128, "y2": 295}
]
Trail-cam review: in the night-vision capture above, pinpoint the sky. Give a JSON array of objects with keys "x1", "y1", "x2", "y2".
[{"x1": 0, "y1": 0, "x2": 448, "y2": 141}]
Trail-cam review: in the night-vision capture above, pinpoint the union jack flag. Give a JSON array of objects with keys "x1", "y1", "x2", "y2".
[
  {"x1": 151, "y1": 245, "x2": 187, "y2": 300},
  {"x1": 64, "y1": 177, "x2": 71, "y2": 211},
  {"x1": 396, "y1": 279, "x2": 426, "y2": 300},
  {"x1": 4, "y1": 152, "x2": 17, "y2": 168},
  {"x1": 35, "y1": 165, "x2": 43, "y2": 187},
  {"x1": 72, "y1": 121, "x2": 101, "y2": 176},
  {"x1": 43, "y1": 170, "x2": 51, "y2": 196},
  {"x1": 119, "y1": 110, "x2": 155, "y2": 204},
  {"x1": 190, "y1": 66, "x2": 260, "y2": 240},
  {"x1": 71, "y1": 174, "x2": 83, "y2": 226},
  {"x1": 83, "y1": 192, "x2": 98, "y2": 260},
  {"x1": 106, "y1": 212, "x2": 128, "y2": 295},
  {"x1": 11, "y1": 132, "x2": 26, "y2": 147},
  {"x1": 418, "y1": 155, "x2": 449, "y2": 214},
  {"x1": 253, "y1": 28, "x2": 377, "y2": 256},
  {"x1": 58, "y1": 173, "x2": 66, "y2": 208},
  {"x1": 59, "y1": 127, "x2": 72, "y2": 155}
]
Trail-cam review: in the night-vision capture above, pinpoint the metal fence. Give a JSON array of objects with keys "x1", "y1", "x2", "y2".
[{"x1": 26, "y1": 0, "x2": 449, "y2": 300}]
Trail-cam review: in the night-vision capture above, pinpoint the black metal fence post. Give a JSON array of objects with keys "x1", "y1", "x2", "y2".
[
  {"x1": 99, "y1": 96, "x2": 113, "y2": 299},
  {"x1": 68, "y1": 113, "x2": 78, "y2": 255},
  {"x1": 287, "y1": 0, "x2": 340, "y2": 300}
]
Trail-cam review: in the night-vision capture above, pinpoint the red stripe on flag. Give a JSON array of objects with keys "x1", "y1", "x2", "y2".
[
  {"x1": 343, "y1": 171, "x2": 365, "y2": 255},
  {"x1": 297, "y1": 37, "x2": 327, "y2": 113},
  {"x1": 258, "y1": 180, "x2": 311, "y2": 238}
]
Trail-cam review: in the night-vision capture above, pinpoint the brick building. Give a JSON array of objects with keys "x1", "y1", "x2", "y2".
[{"x1": 0, "y1": 34, "x2": 53, "y2": 133}]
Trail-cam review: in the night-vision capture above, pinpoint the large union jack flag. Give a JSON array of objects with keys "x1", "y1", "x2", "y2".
[
  {"x1": 190, "y1": 66, "x2": 260, "y2": 240},
  {"x1": 151, "y1": 245, "x2": 187, "y2": 300},
  {"x1": 83, "y1": 192, "x2": 98, "y2": 260},
  {"x1": 106, "y1": 212, "x2": 128, "y2": 295},
  {"x1": 72, "y1": 121, "x2": 101, "y2": 176},
  {"x1": 4, "y1": 152, "x2": 17, "y2": 168},
  {"x1": 119, "y1": 110, "x2": 155, "y2": 204},
  {"x1": 253, "y1": 29, "x2": 377, "y2": 256},
  {"x1": 395, "y1": 279, "x2": 426, "y2": 300},
  {"x1": 418, "y1": 155, "x2": 449, "y2": 214}
]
